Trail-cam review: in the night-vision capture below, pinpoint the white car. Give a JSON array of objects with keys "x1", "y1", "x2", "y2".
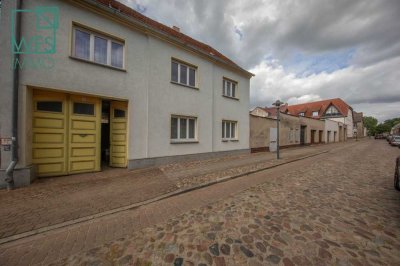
[{"x1": 390, "y1": 135, "x2": 400, "y2": 146}]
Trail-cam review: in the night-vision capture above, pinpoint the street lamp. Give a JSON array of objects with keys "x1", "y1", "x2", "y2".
[{"x1": 272, "y1": 100, "x2": 284, "y2": 159}]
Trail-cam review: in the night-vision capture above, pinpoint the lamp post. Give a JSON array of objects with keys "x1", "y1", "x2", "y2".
[{"x1": 272, "y1": 100, "x2": 284, "y2": 159}]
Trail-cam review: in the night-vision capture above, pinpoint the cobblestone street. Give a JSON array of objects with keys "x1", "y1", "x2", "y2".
[{"x1": 1, "y1": 139, "x2": 399, "y2": 265}]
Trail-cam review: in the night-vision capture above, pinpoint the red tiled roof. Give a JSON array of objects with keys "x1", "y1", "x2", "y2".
[
  {"x1": 92, "y1": 0, "x2": 252, "y2": 77},
  {"x1": 263, "y1": 104, "x2": 288, "y2": 117},
  {"x1": 284, "y1": 98, "x2": 352, "y2": 118}
]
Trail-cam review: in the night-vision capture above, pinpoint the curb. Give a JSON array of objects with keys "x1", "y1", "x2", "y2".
[{"x1": 0, "y1": 150, "x2": 329, "y2": 245}]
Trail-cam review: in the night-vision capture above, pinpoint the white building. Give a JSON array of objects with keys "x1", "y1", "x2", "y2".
[{"x1": 0, "y1": 0, "x2": 253, "y2": 187}]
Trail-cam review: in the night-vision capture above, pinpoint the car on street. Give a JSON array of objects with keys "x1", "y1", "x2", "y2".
[
  {"x1": 395, "y1": 156, "x2": 400, "y2": 191},
  {"x1": 390, "y1": 135, "x2": 400, "y2": 146},
  {"x1": 375, "y1": 134, "x2": 384, "y2": 139}
]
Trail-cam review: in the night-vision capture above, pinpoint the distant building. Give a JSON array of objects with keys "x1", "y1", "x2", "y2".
[
  {"x1": 353, "y1": 112, "x2": 366, "y2": 138},
  {"x1": 249, "y1": 112, "x2": 347, "y2": 153},
  {"x1": 391, "y1": 123, "x2": 400, "y2": 135},
  {"x1": 282, "y1": 98, "x2": 354, "y2": 139}
]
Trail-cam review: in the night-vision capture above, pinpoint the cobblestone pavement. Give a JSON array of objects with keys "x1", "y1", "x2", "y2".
[
  {"x1": 1, "y1": 139, "x2": 394, "y2": 266},
  {"x1": 62, "y1": 140, "x2": 399, "y2": 265},
  {"x1": 0, "y1": 143, "x2": 334, "y2": 240}
]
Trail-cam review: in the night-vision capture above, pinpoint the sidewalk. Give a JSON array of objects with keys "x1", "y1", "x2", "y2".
[{"x1": 0, "y1": 141, "x2": 353, "y2": 243}]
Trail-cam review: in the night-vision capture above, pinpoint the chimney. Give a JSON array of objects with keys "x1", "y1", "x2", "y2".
[{"x1": 172, "y1": 26, "x2": 180, "y2": 32}]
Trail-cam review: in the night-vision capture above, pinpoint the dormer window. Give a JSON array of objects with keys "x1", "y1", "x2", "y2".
[
  {"x1": 325, "y1": 105, "x2": 340, "y2": 116},
  {"x1": 312, "y1": 111, "x2": 318, "y2": 117},
  {"x1": 299, "y1": 112, "x2": 305, "y2": 116}
]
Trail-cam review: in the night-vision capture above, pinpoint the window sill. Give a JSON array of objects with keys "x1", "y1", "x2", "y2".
[
  {"x1": 170, "y1": 140, "x2": 199, "y2": 144},
  {"x1": 222, "y1": 139, "x2": 239, "y2": 142},
  {"x1": 170, "y1": 81, "x2": 199, "y2": 90},
  {"x1": 69, "y1": 56, "x2": 127, "y2": 72},
  {"x1": 222, "y1": 95, "x2": 239, "y2": 101}
]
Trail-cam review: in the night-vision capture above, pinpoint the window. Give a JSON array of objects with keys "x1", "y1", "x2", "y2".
[
  {"x1": 223, "y1": 79, "x2": 237, "y2": 98},
  {"x1": 171, "y1": 116, "x2": 197, "y2": 141},
  {"x1": 73, "y1": 27, "x2": 124, "y2": 69},
  {"x1": 114, "y1": 109, "x2": 125, "y2": 118},
  {"x1": 74, "y1": 29, "x2": 90, "y2": 60},
  {"x1": 171, "y1": 60, "x2": 196, "y2": 87},
  {"x1": 325, "y1": 105, "x2": 340, "y2": 116},
  {"x1": 73, "y1": 102, "x2": 95, "y2": 115},
  {"x1": 299, "y1": 112, "x2": 305, "y2": 116},
  {"x1": 36, "y1": 101, "x2": 63, "y2": 113},
  {"x1": 94, "y1": 36, "x2": 107, "y2": 64},
  {"x1": 312, "y1": 111, "x2": 318, "y2": 117},
  {"x1": 222, "y1": 121, "x2": 237, "y2": 140}
]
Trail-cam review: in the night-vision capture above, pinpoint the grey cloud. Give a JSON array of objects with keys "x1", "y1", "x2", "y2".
[{"x1": 119, "y1": 0, "x2": 399, "y2": 118}]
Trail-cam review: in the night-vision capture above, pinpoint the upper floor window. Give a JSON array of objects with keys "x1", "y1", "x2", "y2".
[
  {"x1": 73, "y1": 27, "x2": 124, "y2": 69},
  {"x1": 299, "y1": 112, "x2": 305, "y2": 116},
  {"x1": 171, "y1": 116, "x2": 197, "y2": 141},
  {"x1": 171, "y1": 60, "x2": 196, "y2": 87},
  {"x1": 312, "y1": 111, "x2": 318, "y2": 117},
  {"x1": 325, "y1": 105, "x2": 340, "y2": 116},
  {"x1": 223, "y1": 78, "x2": 237, "y2": 98}
]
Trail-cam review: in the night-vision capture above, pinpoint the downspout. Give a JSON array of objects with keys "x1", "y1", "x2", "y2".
[{"x1": 5, "y1": 0, "x2": 22, "y2": 190}]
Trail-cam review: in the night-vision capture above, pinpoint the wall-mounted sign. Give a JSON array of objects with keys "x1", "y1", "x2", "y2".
[{"x1": 1, "y1": 138, "x2": 12, "y2": 145}]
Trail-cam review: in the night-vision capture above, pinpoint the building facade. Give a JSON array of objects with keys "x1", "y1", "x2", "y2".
[
  {"x1": 353, "y1": 112, "x2": 366, "y2": 138},
  {"x1": 283, "y1": 98, "x2": 354, "y2": 139},
  {"x1": 250, "y1": 113, "x2": 338, "y2": 152},
  {"x1": 0, "y1": 0, "x2": 253, "y2": 187}
]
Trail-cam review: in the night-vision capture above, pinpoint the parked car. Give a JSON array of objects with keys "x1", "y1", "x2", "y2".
[
  {"x1": 390, "y1": 135, "x2": 400, "y2": 146},
  {"x1": 386, "y1": 134, "x2": 393, "y2": 142},
  {"x1": 375, "y1": 134, "x2": 384, "y2": 139},
  {"x1": 395, "y1": 156, "x2": 400, "y2": 191}
]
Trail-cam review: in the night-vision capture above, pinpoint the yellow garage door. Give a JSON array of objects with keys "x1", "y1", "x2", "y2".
[
  {"x1": 33, "y1": 90, "x2": 102, "y2": 177},
  {"x1": 68, "y1": 95, "x2": 101, "y2": 174},
  {"x1": 110, "y1": 101, "x2": 128, "y2": 167},
  {"x1": 32, "y1": 90, "x2": 68, "y2": 177}
]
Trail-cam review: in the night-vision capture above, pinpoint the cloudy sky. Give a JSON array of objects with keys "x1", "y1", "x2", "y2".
[{"x1": 120, "y1": 0, "x2": 400, "y2": 122}]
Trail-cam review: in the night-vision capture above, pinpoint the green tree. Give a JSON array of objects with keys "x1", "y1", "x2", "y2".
[{"x1": 363, "y1": 116, "x2": 378, "y2": 136}]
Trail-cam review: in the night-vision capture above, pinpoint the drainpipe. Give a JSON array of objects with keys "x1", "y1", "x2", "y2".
[{"x1": 5, "y1": 0, "x2": 22, "y2": 190}]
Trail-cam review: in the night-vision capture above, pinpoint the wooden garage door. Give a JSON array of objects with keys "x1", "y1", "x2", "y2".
[
  {"x1": 68, "y1": 95, "x2": 101, "y2": 174},
  {"x1": 32, "y1": 90, "x2": 68, "y2": 177},
  {"x1": 110, "y1": 101, "x2": 128, "y2": 167}
]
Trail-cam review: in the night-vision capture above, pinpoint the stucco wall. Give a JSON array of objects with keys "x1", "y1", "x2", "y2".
[
  {"x1": 328, "y1": 109, "x2": 353, "y2": 138},
  {"x1": 324, "y1": 119, "x2": 339, "y2": 143},
  {"x1": 299, "y1": 116, "x2": 325, "y2": 143},
  {"x1": 250, "y1": 113, "x2": 327, "y2": 151},
  {"x1": 0, "y1": 0, "x2": 251, "y2": 173}
]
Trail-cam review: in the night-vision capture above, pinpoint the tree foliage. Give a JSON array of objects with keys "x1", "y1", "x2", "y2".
[{"x1": 365, "y1": 116, "x2": 400, "y2": 135}]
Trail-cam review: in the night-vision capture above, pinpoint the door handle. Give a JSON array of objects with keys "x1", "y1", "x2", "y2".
[{"x1": 79, "y1": 134, "x2": 88, "y2": 137}]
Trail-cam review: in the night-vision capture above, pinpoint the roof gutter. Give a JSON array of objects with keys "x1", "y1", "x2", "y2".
[
  {"x1": 5, "y1": 0, "x2": 22, "y2": 190},
  {"x1": 77, "y1": 0, "x2": 254, "y2": 78}
]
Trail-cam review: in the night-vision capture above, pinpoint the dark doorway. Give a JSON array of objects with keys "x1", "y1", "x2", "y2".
[
  {"x1": 319, "y1": 130, "x2": 323, "y2": 143},
  {"x1": 101, "y1": 100, "x2": 111, "y2": 166},
  {"x1": 300, "y1": 126, "x2": 306, "y2": 145},
  {"x1": 311, "y1": 130, "x2": 316, "y2": 144},
  {"x1": 327, "y1": 131, "x2": 331, "y2": 143}
]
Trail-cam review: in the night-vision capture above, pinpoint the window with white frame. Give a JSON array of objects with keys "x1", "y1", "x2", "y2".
[
  {"x1": 325, "y1": 105, "x2": 340, "y2": 116},
  {"x1": 171, "y1": 116, "x2": 197, "y2": 141},
  {"x1": 299, "y1": 112, "x2": 305, "y2": 116},
  {"x1": 223, "y1": 78, "x2": 237, "y2": 98},
  {"x1": 171, "y1": 60, "x2": 196, "y2": 87},
  {"x1": 312, "y1": 111, "x2": 319, "y2": 117},
  {"x1": 73, "y1": 27, "x2": 124, "y2": 69},
  {"x1": 222, "y1": 120, "x2": 238, "y2": 140}
]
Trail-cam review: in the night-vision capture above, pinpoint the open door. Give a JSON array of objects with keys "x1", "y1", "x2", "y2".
[{"x1": 110, "y1": 101, "x2": 128, "y2": 167}]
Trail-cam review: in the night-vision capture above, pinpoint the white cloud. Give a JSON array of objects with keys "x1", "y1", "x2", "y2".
[{"x1": 119, "y1": 0, "x2": 400, "y2": 121}]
